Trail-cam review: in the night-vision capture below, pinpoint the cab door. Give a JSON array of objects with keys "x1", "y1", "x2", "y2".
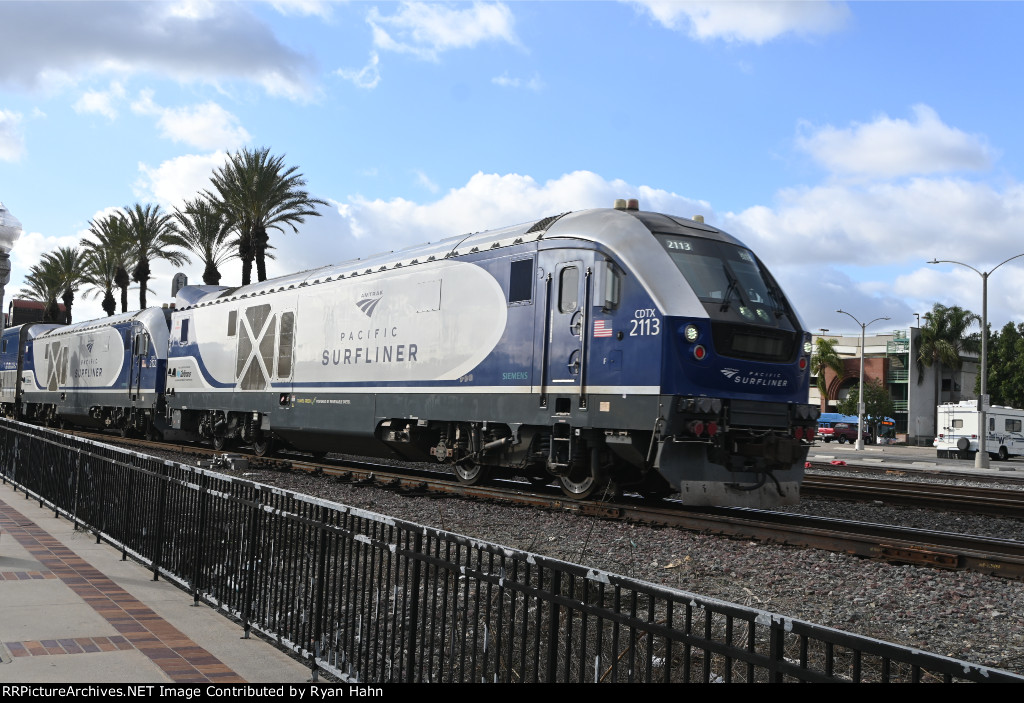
[
  {"x1": 128, "y1": 325, "x2": 149, "y2": 400},
  {"x1": 538, "y1": 251, "x2": 592, "y2": 412}
]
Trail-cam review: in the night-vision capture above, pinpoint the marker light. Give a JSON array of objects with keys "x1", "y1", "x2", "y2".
[
  {"x1": 705, "y1": 421, "x2": 719, "y2": 437},
  {"x1": 693, "y1": 345, "x2": 707, "y2": 360},
  {"x1": 684, "y1": 324, "x2": 699, "y2": 341},
  {"x1": 688, "y1": 420, "x2": 705, "y2": 436},
  {"x1": 799, "y1": 357, "x2": 808, "y2": 370},
  {"x1": 803, "y1": 341, "x2": 813, "y2": 354}
]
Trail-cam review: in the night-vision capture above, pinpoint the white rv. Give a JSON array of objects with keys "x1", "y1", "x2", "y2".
[{"x1": 934, "y1": 400, "x2": 1024, "y2": 461}]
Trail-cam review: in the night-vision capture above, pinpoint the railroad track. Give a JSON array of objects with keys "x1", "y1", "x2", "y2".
[
  {"x1": 803, "y1": 473, "x2": 1024, "y2": 518},
  {"x1": 66, "y1": 429, "x2": 1024, "y2": 581}
]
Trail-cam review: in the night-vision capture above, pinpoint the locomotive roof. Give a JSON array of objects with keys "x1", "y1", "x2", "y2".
[
  {"x1": 173, "y1": 207, "x2": 763, "y2": 319},
  {"x1": 34, "y1": 307, "x2": 171, "y2": 340}
]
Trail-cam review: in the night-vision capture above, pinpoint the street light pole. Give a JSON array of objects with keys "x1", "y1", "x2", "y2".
[
  {"x1": 836, "y1": 310, "x2": 891, "y2": 450},
  {"x1": 928, "y1": 253, "x2": 1024, "y2": 469},
  {"x1": 0, "y1": 202, "x2": 23, "y2": 338}
]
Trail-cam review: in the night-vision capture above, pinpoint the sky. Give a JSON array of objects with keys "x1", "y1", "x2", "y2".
[{"x1": 2, "y1": 0, "x2": 1024, "y2": 338}]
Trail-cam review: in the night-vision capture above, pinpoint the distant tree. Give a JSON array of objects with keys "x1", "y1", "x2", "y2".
[
  {"x1": 122, "y1": 203, "x2": 191, "y2": 309},
  {"x1": 41, "y1": 246, "x2": 88, "y2": 324},
  {"x1": 172, "y1": 197, "x2": 238, "y2": 286},
  {"x1": 206, "y1": 147, "x2": 327, "y2": 285},
  {"x1": 811, "y1": 337, "x2": 845, "y2": 408},
  {"x1": 81, "y1": 243, "x2": 121, "y2": 317},
  {"x1": 835, "y1": 379, "x2": 896, "y2": 437},
  {"x1": 88, "y1": 213, "x2": 136, "y2": 313},
  {"x1": 19, "y1": 261, "x2": 63, "y2": 322},
  {"x1": 916, "y1": 303, "x2": 980, "y2": 417},
  {"x1": 975, "y1": 322, "x2": 1024, "y2": 409}
]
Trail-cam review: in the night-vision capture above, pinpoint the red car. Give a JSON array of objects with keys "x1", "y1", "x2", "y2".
[{"x1": 816, "y1": 422, "x2": 869, "y2": 444}]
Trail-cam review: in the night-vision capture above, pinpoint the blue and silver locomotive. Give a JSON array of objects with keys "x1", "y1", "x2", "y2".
[
  {"x1": 164, "y1": 200, "x2": 818, "y2": 506},
  {"x1": 10, "y1": 308, "x2": 170, "y2": 435}
]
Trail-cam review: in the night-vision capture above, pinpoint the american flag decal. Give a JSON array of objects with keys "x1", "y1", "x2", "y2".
[{"x1": 593, "y1": 320, "x2": 613, "y2": 338}]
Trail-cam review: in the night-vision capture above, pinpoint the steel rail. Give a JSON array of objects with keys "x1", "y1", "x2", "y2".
[{"x1": 803, "y1": 473, "x2": 1024, "y2": 518}]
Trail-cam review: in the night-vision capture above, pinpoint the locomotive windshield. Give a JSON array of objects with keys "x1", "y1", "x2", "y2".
[{"x1": 656, "y1": 235, "x2": 788, "y2": 321}]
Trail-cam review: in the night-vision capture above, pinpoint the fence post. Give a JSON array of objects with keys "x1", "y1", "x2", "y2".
[
  {"x1": 123, "y1": 467, "x2": 135, "y2": 561},
  {"x1": 769, "y1": 616, "x2": 785, "y2": 682},
  {"x1": 71, "y1": 447, "x2": 82, "y2": 531},
  {"x1": 241, "y1": 486, "x2": 263, "y2": 640},
  {"x1": 545, "y1": 568, "x2": 561, "y2": 682},
  {"x1": 151, "y1": 461, "x2": 170, "y2": 582},
  {"x1": 96, "y1": 452, "x2": 107, "y2": 544},
  {"x1": 404, "y1": 530, "x2": 423, "y2": 683},
  {"x1": 310, "y1": 507, "x2": 328, "y2": 684},
  {"x1": 191, "y1": 471, "x2": 210, "y2": 606}
]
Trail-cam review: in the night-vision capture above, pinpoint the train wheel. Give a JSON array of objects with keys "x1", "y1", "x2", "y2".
[
  {"x1": 252, "y1": 435, "x2": 274, "y2": 457},
  {"x1": 453, "y1": 462, "x2": 490, "y2": 485},
  {"x1": 525, "y1": 474, "x2": 552, "y2": 487},
  {"x1": 212, "y1": 434, "x2": 228, "y2": 451},
  {"x1": 559, "y1": 466, "x2": 609, "y2": 500}
]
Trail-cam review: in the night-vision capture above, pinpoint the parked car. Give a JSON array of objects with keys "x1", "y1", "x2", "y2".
[{"x1": 816, "y1": 422, "x2": 869, "y2": 444}]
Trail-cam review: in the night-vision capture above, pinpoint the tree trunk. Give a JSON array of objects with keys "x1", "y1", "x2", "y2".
[{"x1": 102, "y1": 290, "x2": 116, "y2": 317}]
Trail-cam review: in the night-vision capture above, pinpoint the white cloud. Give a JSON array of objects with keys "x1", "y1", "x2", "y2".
[
  {"x1": 132, "y1": 92, "x2": 250, "y2": 151},
  {"x1": 336, "y1": 52, "x2": 382, "y2": 90},
  {"x1": 72, "y1": 81, "x2": 127, "y2": 120},
  {"x1": 633, "y1": 0, "x2": 850, "y2": 44},
  {"x1": 134, "y1": 152, "x2": 228, "y2": 209},
  {"x1": 725, "y1": 178, "x2": 1024, "y2": 267},
  {"x1": 797, "y1": 105, "x2": 994, "y2": 179},
  {"x1": 268, "y1": 0, "x2": 334, "y2": 19},
  {"x1": 492, "y1": 72, "x2": 544, "y2": 91},
  {"x1": 0, "y1": 2, "x2": 317, "y2": 100},
  {"x1": 288, "y1": 171, "x2": 708, "y2": 272},
  {"x1": 414, "y1": 170, "x2": 440, "y2": 194},
  {"x1": 0, "y1": 109, "x2": 25, "y2": 161},
  {"x1": 368, "y1": 2, "x2": 519, "y2": 61},
  {"x1": 718, "y1": 175, "x2": 1024, "y2": 328}
]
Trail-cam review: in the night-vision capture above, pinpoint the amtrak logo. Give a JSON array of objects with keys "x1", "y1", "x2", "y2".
[
  {"x1": 356, "y1": 295, "x2": 383, "y2": 318},
  {"x1": 85, "y1": 339, "x2": 94, "y2": 354},
  {"x1": 721, "y1": 368, "x2": 789, "y2": 388}
]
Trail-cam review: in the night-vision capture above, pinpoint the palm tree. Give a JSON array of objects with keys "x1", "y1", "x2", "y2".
[
  {"x1": 917, "y1": 303, "x2": 981, "y2": 421},
  {"x1": 81, "y1": 243, "x2": 121, "y2": 317},
  {"x1": 41, "y1": 246, "x2": 89, "y2": 324},
  {"x1": 87, "y1": 213, "x2": 135, "y2": 313},
  {"x1": 171, "y1": 197, "x2": 238, "y2": 286},
  {"x1": 206, "y1": 146, "x2": 327, "y2": 285},
  {"x1": 810, "y1": 337, "x2": 845, "y2": 410},
  {"x1": 122, "y1": 203, "x2": 191, "y2": 309},
  {"x1": 19, "y1": 260, "x2": 64, "y2": 322}
]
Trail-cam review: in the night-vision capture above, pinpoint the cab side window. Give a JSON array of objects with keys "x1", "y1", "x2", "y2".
[
  {"x1": 559, "y1": 266, "x2": 579, "y2": 313},
  {"x1": 509, "y1": 258, "x2": 533, "y2": 304}
]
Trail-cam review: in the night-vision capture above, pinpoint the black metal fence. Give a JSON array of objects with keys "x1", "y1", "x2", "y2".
[{"x1": 1, "y1": 418, "x2": 1020, "y2": 683}]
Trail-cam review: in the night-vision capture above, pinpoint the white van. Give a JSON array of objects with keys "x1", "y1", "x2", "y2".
[{"x1": 933, "y1": 400, "x2": 1024, "y2": 460}]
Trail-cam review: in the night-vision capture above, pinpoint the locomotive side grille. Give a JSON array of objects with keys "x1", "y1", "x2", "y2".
[
  {"x1": 711, "y1": 323, "x2": 797, "y2": 363},
  {"x1": 525, "y1": 212, "x2": 569, "y2": 233}
]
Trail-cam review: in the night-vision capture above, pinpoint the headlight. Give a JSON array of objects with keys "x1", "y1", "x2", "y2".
[
  {"x1": 803, "y1": 341, "x2": 813, "y2": 354},
  {"x1": 684, "y1": 324, "x2": 699, "y2": 342}
]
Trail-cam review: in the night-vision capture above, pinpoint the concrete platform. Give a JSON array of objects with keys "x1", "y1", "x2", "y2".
[{"x1": 0, "y1": 481, "x2": 313, "y2": 684}]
